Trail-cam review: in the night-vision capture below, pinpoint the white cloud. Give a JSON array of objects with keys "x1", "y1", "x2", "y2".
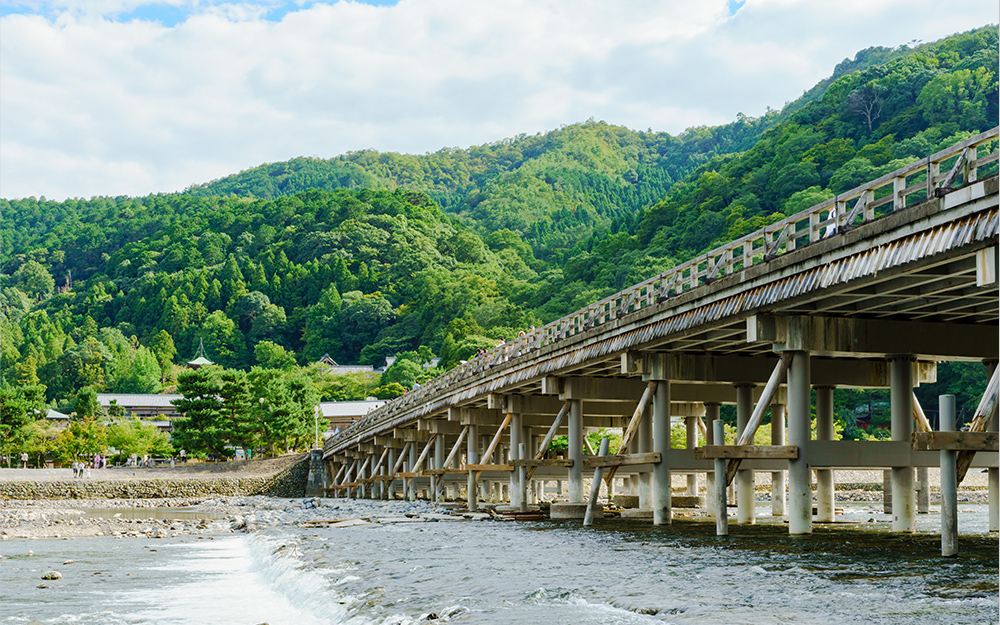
[{"x1": 0, "y1": 0, "x2": 995, "y2": 200}]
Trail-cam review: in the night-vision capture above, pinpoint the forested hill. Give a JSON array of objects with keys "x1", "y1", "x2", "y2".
[
  {"x1": 189, "y1": 119, "x2": 777, "y2": 263},
  {"x1": 0, "y1": 26, "x2": 997, "y2": 415}
]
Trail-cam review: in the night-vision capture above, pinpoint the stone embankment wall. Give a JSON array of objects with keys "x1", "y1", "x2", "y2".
[{"x1": 0, "y1": 456, "x2": 310, "y2": 500}]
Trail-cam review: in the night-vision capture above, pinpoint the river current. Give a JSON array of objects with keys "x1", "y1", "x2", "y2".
[{"x1": 2, "y1": 504, "x2": 997, "y2": 625}]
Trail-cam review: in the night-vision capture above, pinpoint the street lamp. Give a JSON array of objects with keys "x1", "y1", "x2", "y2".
[{"x1": 314, "y1": 405, "x2": 320, "y2": 449}]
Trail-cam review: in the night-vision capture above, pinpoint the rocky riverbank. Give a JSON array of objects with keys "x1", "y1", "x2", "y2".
[
  {"x1": 0, "y1": 495, "x2": 488, "y2": 540},
  {"x1": 0, "y1": 454, "x2": 310, "y2": 500}
]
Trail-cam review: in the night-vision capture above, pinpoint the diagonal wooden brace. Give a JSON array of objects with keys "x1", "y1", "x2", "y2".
[
  {"x1": 526, "y1": 401, "x2": 570, "y2": 481},
  {"x1": 957, "y1": 366, "x2": 999, "y2": 483},
  {"x1": 725, "y1": 352, "x2": 794, "y2": 485},
  {"x1": 605, "y1": 381, "x2": 657, "y2": 486}
]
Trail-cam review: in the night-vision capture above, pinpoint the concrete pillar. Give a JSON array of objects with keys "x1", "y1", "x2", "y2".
[
  {"x1": 467, "y1": 424, "x2": 478, "y2": 511},
  {"x1": 713, "y1": 419, "x2": 728, "y2": 536},
  {"x1": 705, "y1": 403, "x2": 720, "y2": 517},
  {"x1": 916, "y1": 467, "x2": 930, "y2": 514},
  {"x1": 432, "y1": 436, "x2": 444, "y2": 502},
  {"x1": 385, "y1": 448, "x2": 395, "y2": 500},
  {"x1": 787, "y1": 350, "x2": 812, "y2": 535},
  {"x1": 480, "y1": 435, "x2": 490, "y2": 501},
  {"x1": 735, "y1": 384, "x2": 755, "y2": 524},
  {"x1": 509, "y1": 413, "x2": 522, "y2": 508},
  {"x1": 637, "y1": 403, "x2": 653, "y2": 510},
  {"x1": 815, "y1": 386, "x2": 836, "y2": 522},
  {"x1": 771, "y1": 403, "x2": 787, "y2": 516},
  {"x1": 652, "y1": 381, "x2": 672, "y2": 525},
  {"x1": 986, "y1": 360, "x2": 998, "y2": 533},
  {"x1": 407, "y1": 443, "x2": 417, "y2": 501},
  {"x1": 568, "y1": 400, "x2": 584, "y2": 503},
  {"x1": 940, "y1": 394, "x2": 958, "y2": 557},
  {"x1": 686, "y1": 416, "x2": 699, "y2": 496},
  {"x1": 890, "y1": 357, "x2": 915, "y2": 533}
]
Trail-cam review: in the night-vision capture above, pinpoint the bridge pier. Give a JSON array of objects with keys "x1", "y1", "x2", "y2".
[
  {"x1": 890, "y1": 357, "x2": 916, "y2": 533},
  {"x1": 652, "y1": 381, "x2": 672, "y2": 525},
  {"x1": 568, "y1": 399, "x2": 584, "y2": 503},
  {"x1": 735, "y1": 384, "x2": 755, "y2": 524},
  {"x1": 771, "y1": 402, "x2": 786, "y2": 516},
  {"x1": 467, "y1": 423, "x2": 478, "y2": 511},
  {"x1": 638, "y1": 403, "x2": 652, "y2": 513},
  {"x1": 509, "y1": 412, "x2": 522, "y2": 509},
  {"x1": 787, "y1": 350, "x2": 812, "y2": 535},
  {"x1": 815, "y1": 386, "x2": 836, "y2": 522},
  {"x1": 705, "y1": 402, "x2": 719, "y2": 517},
  {"x1": 686, "y1": 416, "x2": 699, "y2": 497}
]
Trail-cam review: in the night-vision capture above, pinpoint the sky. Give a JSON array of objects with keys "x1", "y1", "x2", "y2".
[{"x1": 0, "y1": 1, "x2": 995, "y2": 201}]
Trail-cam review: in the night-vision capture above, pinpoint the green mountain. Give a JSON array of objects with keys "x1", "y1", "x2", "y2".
[{"x1": 1, "y1": 25, "x2": 996, "y2": 414}]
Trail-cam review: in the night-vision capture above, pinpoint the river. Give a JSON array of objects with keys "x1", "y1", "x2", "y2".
[{"x1": 2, "y1": 503, "x2": 997, "y2": 625}]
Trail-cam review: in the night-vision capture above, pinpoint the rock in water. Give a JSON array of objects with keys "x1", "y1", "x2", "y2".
[
  {"x1": 63, "y1": 560, "x2": 74, "y2": 565},
  {"x1": 41, "y1": 570, "x2": 62, "y2": 580}
]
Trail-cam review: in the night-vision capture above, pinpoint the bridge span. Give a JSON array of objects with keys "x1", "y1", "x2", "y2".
[{"x1": 322, "y1": 128, "x2": 1000, "y2": 542}]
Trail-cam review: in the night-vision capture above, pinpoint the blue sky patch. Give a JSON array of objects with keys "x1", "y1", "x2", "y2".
[{"x1": 0, "y1": 1, "x2": 402, "y2": 23}]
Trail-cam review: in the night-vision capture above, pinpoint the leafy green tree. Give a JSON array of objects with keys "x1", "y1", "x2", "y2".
[
  {"x1": 105, "y1": 418, "x2": 173, "y2": 461},
  {"x1": 54, "y1": 416, "x2": 106, "y2": 464},
  {"x1": 254, "y1": 341, "x2": 297, "y2": 370},
  {"x1": 12, "y1": 260, "x2": 55, "y2": 301},
  {"x1": 0, "y1": 384, "x2": 47, "y2": 465}
]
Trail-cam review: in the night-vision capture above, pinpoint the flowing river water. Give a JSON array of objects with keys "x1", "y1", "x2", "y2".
[{"x1": 2, "y1": 503, "x2": 997, "y2": 625}]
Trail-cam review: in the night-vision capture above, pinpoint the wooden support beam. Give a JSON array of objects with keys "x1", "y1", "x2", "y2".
[
  {"x1": 412, "y1": 433, "x2": 438, "y2": 473},
  {"x1": 511, "y1": 458, "x2": 575, "y2": 468},
  {"x1": 957, "y1": 367, "x2": 999, "y2": 483},
  {"x1": 442, "y1": 425, "x2": 469, "y2": 469},
  {"x1": 370, "y1": 447, "x2": 390, "y2": 477},
  {"x1": 387, "y1": 441, "x2": 412, "y2": 482},
  {"x1": 525, "y1": 401, "x2": 571, "y2": 482},
  {"x1": 475, "y1": 413, "x2": 513, "y2": 480},
  {"x1": 585, "y1": 437, "x2": 611, "y2": 526},
  {"x1": 912, "y1": 392, "x2": 932, "y2": 434},
  {"x1": 422, "y1": 469, "x2": 454, "y2": 476},
  {"x1": 605, "y1": 382, "x2": 657, "y2": 486},
  {"x1": 725, "y1": 352, "x2": 793, "y2": 485},
  {"x1": 465, "y1": 463, "x2": 514, "y2": 472},
  {"x1": 697, "y1": 445, "x2": 799, "y2": 460},
  {"x1": 913, "y1": 431, "x2": 998, "y2": 452},
  {"x1": 585, "y1": 452, "x2": 661, "y2": 469}
]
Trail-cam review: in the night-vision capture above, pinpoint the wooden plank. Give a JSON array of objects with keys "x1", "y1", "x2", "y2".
[
  {"x1": 397, "y1": 472, "x2": 419, "y2": 478},
  {"x1": 697, "y1": 445, "x2": 798, "y2": 460},
  {"x1": 912, "y1": 431, "x2": 998, "y2": 452},
  {"x1": 465, "y1": 463, "x2": 513, "y2": 472},
  {"x1": 585, "y1": 452, "x2": 661, "y2": 469},
  {"x1": 510, "y1": 458, "x2": 574, "y2": 468},
  {"x1": 423, "y1": 469, "x2": 454, "y2": 476}
]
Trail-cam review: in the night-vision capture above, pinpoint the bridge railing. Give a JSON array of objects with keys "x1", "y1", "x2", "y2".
[{"x1": 327, "y1": 127, "x2": 999, "y2": 452}]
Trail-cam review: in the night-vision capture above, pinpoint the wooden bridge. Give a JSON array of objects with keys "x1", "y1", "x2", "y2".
[{"x1": 322, "y1": 128, "x2": 1000, "y2": 544}]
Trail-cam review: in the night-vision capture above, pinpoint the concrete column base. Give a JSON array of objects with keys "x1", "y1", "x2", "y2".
[
  {"x1": 551, "y1": 502, "x2": 593, "y2": 520},
  {"x1": 671, "y1": 496, "x2": 705, "y2": 508},
  {"x1": 612, "y1": 494, "x2": 639, "y2": 508},
  {"x1": 620, "y1": 508, "x2": 653, "y2": 519}
]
